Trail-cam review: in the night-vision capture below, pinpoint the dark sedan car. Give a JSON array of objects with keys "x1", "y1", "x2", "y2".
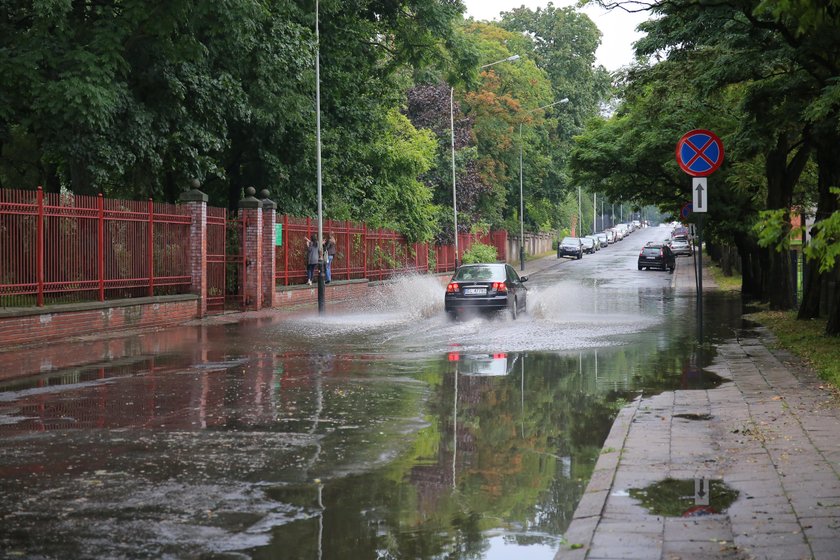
[
  {"x1": 444, "y1": 263, "x2": 528, "y2": 320},
  {"x1": 638, "y1": 243, "x2": 675, "y2": 271},
  {"x1": 557, "y1": 236, "x2": 583, "y2": 259}
]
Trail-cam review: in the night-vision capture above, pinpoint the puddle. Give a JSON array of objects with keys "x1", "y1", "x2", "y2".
[
  {"x1": 674, "y1": 413, "x2": 713, "y2": 421},
  {"x1": 629, "y1": 478, "x2": 739, "y2": 517}
]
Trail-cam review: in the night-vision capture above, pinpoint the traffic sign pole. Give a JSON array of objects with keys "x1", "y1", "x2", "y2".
[
  {"x1": 676, "y1": 129, "x2": 723, "y2": 347},
  {"x1": 697, "y1": 214, "x2": 704, "y2": 344}
]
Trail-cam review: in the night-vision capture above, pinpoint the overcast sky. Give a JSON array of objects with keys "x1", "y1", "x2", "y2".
[{"x1": 462, "y1": 0, "x2": 649, "y2": 72}]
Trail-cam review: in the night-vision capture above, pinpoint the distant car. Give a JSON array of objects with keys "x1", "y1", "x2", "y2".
[
  {"x1": 558, "y1": 237, "x2": 583, "y2": 259},
  {"x1": 580, "y1": 237, "x2": 596, "y2": 254},
  {"x1": 584, "y1": 235, "x2": 601, "y2": 251},
  {"x1": 672, "y1": 226, "x2": 690, "y2": 240},
  {"x1": 444, "y1": 263, "x2": 528, "y2": 320},
  {"x1": 595, "y1": 232, "x2": 609, "y2": 247},
  {"x1": 669, "y1": 238, "x2": 693, "y2": 256},
  {"x1": 638, "y1": 243, "x2": 675, "y2": 271}
]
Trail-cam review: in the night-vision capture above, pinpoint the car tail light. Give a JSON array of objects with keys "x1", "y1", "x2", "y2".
[
  {"x1": 492, "y1": 281, "x2": 507, "y2": 293},
  {"x1": 448, "y1": 352, "x2": 460, "y2": 361},
  {"x1": 446, "y1": 282, "x2": 459, "y2": 293},
  {"x1": 492, "y1": 353, "x2": 507, "y2": 359},
  {"x1": 660, "y1": 250, "x2": 664, "y2": 257}
]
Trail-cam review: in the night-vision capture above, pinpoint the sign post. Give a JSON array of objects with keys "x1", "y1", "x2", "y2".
[{"x1": 676, "y1": 130, "x2": 724, "y2": 345}]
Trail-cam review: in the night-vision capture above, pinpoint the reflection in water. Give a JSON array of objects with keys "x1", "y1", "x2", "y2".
[{"x1": 0, "y1": 277, "x2": 744, "y2": 558}]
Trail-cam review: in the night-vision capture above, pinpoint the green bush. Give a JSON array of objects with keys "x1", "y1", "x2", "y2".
[{"x1": 461, "y1": 242, "x2": 498, "y2": 264}]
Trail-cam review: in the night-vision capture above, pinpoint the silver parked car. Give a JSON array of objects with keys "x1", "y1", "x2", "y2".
[{"x1": 580, "y1": 236, "x2": 596, "y2": 254}]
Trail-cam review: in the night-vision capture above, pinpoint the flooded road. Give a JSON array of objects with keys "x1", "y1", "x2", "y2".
[{"x1": 0, "y1": 227, "x2": 743, "y2": 559}]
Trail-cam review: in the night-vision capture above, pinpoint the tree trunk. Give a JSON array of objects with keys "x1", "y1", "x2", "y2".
[
  {"x1": 799, "y1": 134, "x2": 840, "y2": 319},
  {"x1": 826, "y1": 263, "x2": 840, "y2": 336},
  {"x1": 764, "y1": 135, "x2": 810, "y2": 310},
  {"x1": 736, "y1": 236, "x2": 764, "y2": 301}
]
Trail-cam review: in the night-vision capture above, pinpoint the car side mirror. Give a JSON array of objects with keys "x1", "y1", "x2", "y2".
[{"x1": 520, "y1": 276, "x2": 528, "y2": 282}]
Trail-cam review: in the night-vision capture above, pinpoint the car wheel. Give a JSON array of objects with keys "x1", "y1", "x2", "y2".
[
  {"x1": 510, "y1": 298, "x2": 518, "y2": 320},
  {"x1": 577, "y1": 252, "x2": 582, "y2": 260},
  {"x1": 446, "y1": 311, "x2": 457, "y2": 321},
  {"x1": 638, "y1": 264, "x2": 643, "y2": 270}
]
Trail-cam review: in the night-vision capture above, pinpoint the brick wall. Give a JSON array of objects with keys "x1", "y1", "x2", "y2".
[
  {"x1": 276, "y1": 280, "x2": 370, "y2": 307},
  {"x1": 0, "y1": 296, "x2": 198, "y2": 351}
]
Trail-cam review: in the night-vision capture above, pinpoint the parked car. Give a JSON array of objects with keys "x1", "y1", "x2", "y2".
[
  {"x1": 444, "y1": 263, "x2": 528, "y2": 320},
  {"x1": 580, "y1": 236, "x2": 596, "y2": 254},
  {"x1": 557, "y1": 236, "x2": 584, "y2": 259},
  {"x1": 669, "y1": 238, "x2": 693, "y2": 256},
  {"x1": 638, "y1": 243, "x2": 675, "y2": 272},
  {"x1": 595, "y1": 232, "x2": 610, "y2": 247},
  {"x1": 584, "y1": 235, "x2": 601, "y2": 251},
  {"x1": 672, "y1": 226, "x2": 690, "y2": 240}
]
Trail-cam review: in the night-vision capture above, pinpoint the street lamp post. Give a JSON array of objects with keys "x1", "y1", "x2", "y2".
[
  {"x1": 451, "y1": 55, "x2": 520, "y2": 269},
  {"x1": 315, "y1": 0, "x2": 325, "y2": 314},
  {"x1": 518, "y1": 97, "x2": 568, "y2": 271}
]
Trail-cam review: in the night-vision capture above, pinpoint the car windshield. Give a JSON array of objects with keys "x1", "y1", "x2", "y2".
[
  {"x1": 561, "y1": 237, "x2": 577, "y2": 244},
  {"x1": 453, "y1": 265, "x2": 502, "y2": 281},
  {"x1": 642, "y1": 247, "x2": 662, "y2": 255},
  {"x1": 672, "y1": 240, "x2": 688, "y2": 246}
]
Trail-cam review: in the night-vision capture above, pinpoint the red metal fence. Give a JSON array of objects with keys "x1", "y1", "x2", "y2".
[
  {"x1": 1, "y1": 187, "x2": 509, "y2": 308},
  {"x1": 1, "y1": 187, "x2": 192, "y2": 307},
  {"x1": 275, "y1": 217, "x2": 507, "y2": 285}
]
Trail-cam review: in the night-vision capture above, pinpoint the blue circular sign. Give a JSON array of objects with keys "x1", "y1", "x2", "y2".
[{"x1": 676, "y1": 129, "x2": 724, "y2": 177}]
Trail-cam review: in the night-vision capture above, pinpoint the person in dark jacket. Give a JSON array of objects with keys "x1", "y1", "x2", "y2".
[
  {"x1": 324, "y1": 233, "x2": 337, "y2": 284},
  {"x1": 305, "y1": 235, "x2": 319, "y2": 285}
]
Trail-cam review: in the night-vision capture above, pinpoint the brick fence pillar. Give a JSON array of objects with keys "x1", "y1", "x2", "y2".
[
  {"x1": 260, "y1": 190, "x2": 277, "y2": 309},
  {"x1": 180, "y1": 182, "x2": 208, "y2": 318},
  {"x1": 239, "y1": 187, "x2": 263, "y2": 311}
]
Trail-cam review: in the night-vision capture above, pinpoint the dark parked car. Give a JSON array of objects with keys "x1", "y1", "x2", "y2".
[
  {"x1": 638, "y1": 243, "x2": 675, "y2": 271},
  {"x1": 445, "y1": 263, "x2": 528, "y2": 319},
  {"x1": 557, "y1": 236, "x2": 583, "y2": 259}
]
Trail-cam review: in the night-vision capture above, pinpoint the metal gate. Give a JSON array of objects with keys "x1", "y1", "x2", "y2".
[{"x1": 206, "y1": 207, "x2": 245, "y2": 313}]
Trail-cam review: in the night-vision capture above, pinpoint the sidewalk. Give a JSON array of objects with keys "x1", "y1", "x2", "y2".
[{"x1": 556, "y1": 256, "x2": 840, "y2": 560}]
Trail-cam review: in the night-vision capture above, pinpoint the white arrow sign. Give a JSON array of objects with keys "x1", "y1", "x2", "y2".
[{"x1": 693, "y1": 177, "x2": 708, "y2": 213}]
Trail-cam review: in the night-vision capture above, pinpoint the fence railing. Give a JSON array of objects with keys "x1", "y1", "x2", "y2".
[
  {"x1": 1, "y1": 187, "x2": 510, "y2": 309},
  {"x1": 275, "y1": 217, "x2": 507, "y2": 285},
  {"x1": 1, "y1": 187, "x2": 192, "y2": 307}
]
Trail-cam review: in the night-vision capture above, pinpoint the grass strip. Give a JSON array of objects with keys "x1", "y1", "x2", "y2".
[
  {"x1": 706, "y1": 257, "x2": 741, "y2": 292},
  {"x1": 747, "y1": 310, "x2": 840, "y2": 389}
]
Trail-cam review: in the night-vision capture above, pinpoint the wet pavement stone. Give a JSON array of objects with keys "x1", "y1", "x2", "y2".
[{"x1": 555, "y1": 257, "x2": 840, "y2": 560}]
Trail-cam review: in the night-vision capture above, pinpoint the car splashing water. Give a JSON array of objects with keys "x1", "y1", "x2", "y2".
[{"x1": 269, "y1": 273, "x2": 665, "y2": 356}]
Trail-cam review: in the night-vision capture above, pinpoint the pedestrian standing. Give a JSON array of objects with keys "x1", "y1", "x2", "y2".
[
  {"x1": 324, "y1": 233, "x2": 337, "y2": 284},
  {"x1": 305, "y1": 235, "x2": 319, "y2": 286}
]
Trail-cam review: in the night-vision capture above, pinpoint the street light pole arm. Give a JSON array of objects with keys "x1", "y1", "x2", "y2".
[{"x1": 479, "y1": 54, "x2": 521, "y2": 69}]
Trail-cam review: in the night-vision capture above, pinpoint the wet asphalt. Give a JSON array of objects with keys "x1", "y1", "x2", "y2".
[
  {"x1": 3, "y1": 228, "x2": 829, "y2": 559},
  {"x1": 555, "y1": 252, "x2": 840, "y2": 560}
]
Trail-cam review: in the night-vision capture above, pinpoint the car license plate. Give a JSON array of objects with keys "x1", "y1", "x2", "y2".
[
  {"x1": 646, "y1": 257, "x2": 656, "y2": 260},
  {"x1": 464, "y1": 288, "x2": 486, "y2": 295}
]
